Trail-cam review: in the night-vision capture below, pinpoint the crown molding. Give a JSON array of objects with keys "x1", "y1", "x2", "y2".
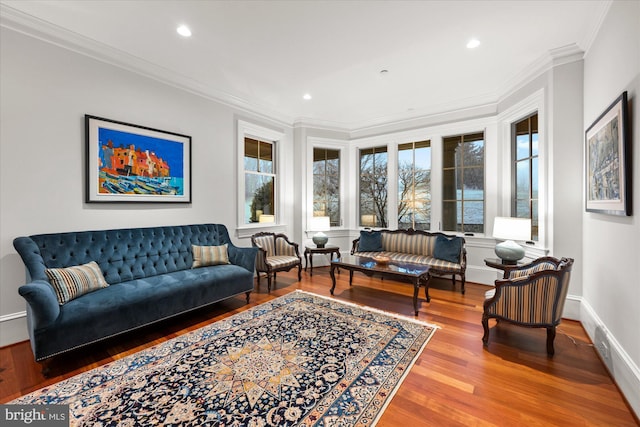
[
  {"x1": 497, "y1": 42, "x2": 584, "y2": 107},
  {"x1": 0, "y1": 4, "x2": 294, "y2": 128},
  {"x1": 581, "y1": 0, "x2": 613, "y2": 55},
  {"x1": 0, "y1": 3, "x2": 600, "y2": 135}
]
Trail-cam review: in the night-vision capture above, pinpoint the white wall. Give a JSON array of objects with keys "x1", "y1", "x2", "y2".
[
  {"x1": 582, "y1": 0, "x2": 640, "y2": 417},
  {"x1": 0, "y1": 28, "x2": 294, "y2": 345}
]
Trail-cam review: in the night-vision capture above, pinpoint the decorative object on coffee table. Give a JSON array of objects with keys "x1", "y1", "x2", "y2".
[
  {"x1": 373, "y1": 254, "x2": 390, "y2": 265},
  {"x1": 492, "y1": 217, "x2": 531, "y2": 265},
  {"x1": 10, "y1": 291, "x2": 437, "y2": 426}
]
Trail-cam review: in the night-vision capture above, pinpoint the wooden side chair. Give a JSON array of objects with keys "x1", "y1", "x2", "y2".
[
  {"x1": 251, "y1": 232, "x2": 302, "y2": 292},
  {"x1": 482, "y1": 257, "x2": 574, "y2": 356}
]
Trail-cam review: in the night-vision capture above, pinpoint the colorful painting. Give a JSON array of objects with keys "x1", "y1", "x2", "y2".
[
  {"x1": 86, "y1": 115, "x2": 191, "y2": 203},
  {"x1": 585, "y1": 92, "x2": 630, "y2": 216}
]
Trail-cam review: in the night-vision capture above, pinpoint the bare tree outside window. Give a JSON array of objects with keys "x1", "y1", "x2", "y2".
[
  {"x1": 398, "y1": 141, "x2": 431, "y2": 230},
  {"x1": 313, "y1": 148, "x2": 340, "y2": 226},
  {"x1": 359, "y1": 146, "x2": 388, "y2": 227}
]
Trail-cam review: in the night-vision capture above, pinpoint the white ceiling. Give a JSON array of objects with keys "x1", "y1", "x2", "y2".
[{"x1": 1, "y1": 0, "x2": 610, "y2": 129}]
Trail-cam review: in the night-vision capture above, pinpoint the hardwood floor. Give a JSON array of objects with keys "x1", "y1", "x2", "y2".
[{"x1": 1, "y1": 269, "x2": 638, "y2": 426}]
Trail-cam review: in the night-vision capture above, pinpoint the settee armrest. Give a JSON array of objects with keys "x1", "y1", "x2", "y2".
[
  {"x1": 18, "y1": 280, "x2": 60, "y2": 329},
  {"x1": 227, "y1": 244, "x2": 258, "y2": 273},
  {"x1": 351, "y1": 238, "x2": 360, "y2": 254}
]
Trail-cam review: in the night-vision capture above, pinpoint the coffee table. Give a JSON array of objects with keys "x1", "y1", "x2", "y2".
[{"x1": 330, "y1": 254, "x2": 431, "y2": 316}]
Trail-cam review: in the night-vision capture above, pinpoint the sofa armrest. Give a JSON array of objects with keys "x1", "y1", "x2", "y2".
[
  {"x1": 18, "y1": 280, "x2": 60, "y2": 329},
  {"x1": 351, "y1": 238, "x2": 360, "y2": 254},
  {"x1": 227, "y1": 244, "x2": 258, "y2": 273}
]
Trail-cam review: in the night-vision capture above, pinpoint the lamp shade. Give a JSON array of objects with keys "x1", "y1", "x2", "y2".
[
  {"x1": 492, "y1": 217, "x2": 531, "y2": 241},
  {"x1": 310, "y1": 216, "x2": 331, "y2": 232},
  {"x1": 258, "y1": 214, "x2": 275, "y2": 223}
]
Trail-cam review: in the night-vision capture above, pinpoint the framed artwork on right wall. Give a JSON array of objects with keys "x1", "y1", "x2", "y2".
[{"x1": 585, "y1": 91, "x2": 631, "y2": 216}]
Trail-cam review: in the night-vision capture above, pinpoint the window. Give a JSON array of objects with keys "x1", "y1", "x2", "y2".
[
  {"x1": 442, "y1": 132, "x2": 485, "y2": 233},
  {"x1": 359, "y1": 146, "x2": 388, "y2": 227},
  {"x1": 398, "y1": 140, "x2": 431, "y2": 230},
  {"x1": 244, "y1": 137, "x2": 275, "y2": 224},
  {"x1": 513, "y1": 113, "x2": 538, "y2": 240},
  {"x1": 313, "y1": 148, "x2": 340, "y2": 226}
]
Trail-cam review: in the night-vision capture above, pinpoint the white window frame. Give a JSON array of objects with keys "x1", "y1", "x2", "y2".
[
  {"x1": 237, "y1": 120, "x2": 284, "y2": 233},
  {"x1": 354, "y1": 143, "x2": 390, "y2": 229},
  {"x1": 497, "y1": 89, "x2": 548, "y2": 250},
  {"x1": 306, "y1": 137, "x2": 347, "y2": 232}
]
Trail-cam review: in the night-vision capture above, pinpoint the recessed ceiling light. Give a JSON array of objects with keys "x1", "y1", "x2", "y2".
[
  {"x1": 177, "y1": 25, "x2": 192, "y2": 38},
  {"x1": 303, "y1": 93, "x2": 312, "y2": 100},
  {"x1": 466, "y1": 38, "x2": 480, "y2": 49}
]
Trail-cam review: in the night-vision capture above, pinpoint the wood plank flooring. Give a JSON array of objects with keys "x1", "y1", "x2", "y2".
[{"x1": 1, "y1": 269, "x2": 638, "y2": 426}]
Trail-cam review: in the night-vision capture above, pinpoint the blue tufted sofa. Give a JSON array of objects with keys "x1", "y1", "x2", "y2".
[{"x1": 13, "y1": 223, "x2": 257, "y2": 361}]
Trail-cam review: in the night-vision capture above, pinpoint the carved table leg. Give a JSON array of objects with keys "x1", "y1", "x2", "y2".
[
  {"x1": 413, "y1": 279, "x2": 420, "y2": 316},
  {"x1": 423, "y1": 273, "x2": 431, "y2": 302},
  {"x1": 330, "y1": 264, "x2": 337, "y2": 295}
]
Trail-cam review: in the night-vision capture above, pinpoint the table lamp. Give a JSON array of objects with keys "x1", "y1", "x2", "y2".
[
  {"x1": 492, "y1": 217, "x2": 531, "y2": 264},
  {"x1": 258, "y1": 214, "x2": 275, "y2": 223},
  {"x1": 310, "y1": 216, "x2": 331, "y2": 248}
]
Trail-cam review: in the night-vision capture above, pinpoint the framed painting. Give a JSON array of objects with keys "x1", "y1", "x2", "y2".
[
  {"x1": 585, "y1": 91, "x2": 630, "y2": 216},
  {"x1": 86, "y1": 115, "x2": 192, "y2": 203}
]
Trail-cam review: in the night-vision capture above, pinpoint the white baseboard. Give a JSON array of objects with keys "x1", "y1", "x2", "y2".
[
  {"x1": 0, "y1": 311, "x2": 28, "y2": 347},
  {"x1": 562, "y1": 294, "x2": 581, "y2": 321},
  {"x1": 580, "y1": 299, "x2": 640, "y2": 419}
]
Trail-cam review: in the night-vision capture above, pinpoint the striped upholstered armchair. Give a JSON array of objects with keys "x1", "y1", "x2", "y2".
[
  {"x1": 482, "y1": 257, "x2": 574, "y2": 356},
  {"x1": 251, "y1": 232, "x2": 302, "y2": 291}
]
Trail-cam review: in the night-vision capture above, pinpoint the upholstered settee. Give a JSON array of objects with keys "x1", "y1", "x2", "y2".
[
  {"x1": 13, "y1": 223, "x2": 257, "y2": 362},
  {"x1": 351, "y1": 228, "x2": 467, "y2": 293}
]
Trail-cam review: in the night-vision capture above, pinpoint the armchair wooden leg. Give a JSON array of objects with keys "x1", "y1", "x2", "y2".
[
  {"x1": 297, "y1": 264, "x2": 302, "y2": 281},
  {"x1": 245, "y1": 291, "x2": 250, "y2": 304},
  {"x1": 461, "y1": 275, "x2": 466, "y2": 294},
  {"x1": 482, "y1": 316, "x2": 490, "y2": 345},
  {"x1": 267, "y1": 274, "x2": 272, "y2": 292},
  {"x1": 547, "y1": 327, "x2": 556, "y2": 356}
]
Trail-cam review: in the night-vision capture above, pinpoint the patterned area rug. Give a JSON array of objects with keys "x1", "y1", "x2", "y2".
[{"x1": 12, "y1": 291, "x2": 437, "y2": 426}]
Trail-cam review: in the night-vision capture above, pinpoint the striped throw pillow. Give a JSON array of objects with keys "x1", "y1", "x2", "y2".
[
  {"x1": 45, "y1": 261, "x2": 109, "y2": 305},
  {"x1": 192, "y1": 244, "x2": 230, "y2": 268}
]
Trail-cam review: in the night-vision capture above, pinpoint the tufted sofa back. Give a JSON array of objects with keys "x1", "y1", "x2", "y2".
[{"x1": 14, "y1": 224, "x2": 232, "y2": 285}]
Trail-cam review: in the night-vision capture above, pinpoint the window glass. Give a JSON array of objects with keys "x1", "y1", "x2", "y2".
[
  {"x1": 244, "y1": 137, "x2": 275, "y2": 224},
  {"x1": 398, "y1": 140, "x2": 431, "y2": 230},
  {"x1": 313, "y1": 148, "x2": 340, "y2": 226},
  {"x1": 442, "y1": 132, "x2": 485, "y2": 233},
  {"x1": 512, "y1": 113, "x2": 538, "y2": 240},
  {"x1": 359, "y1": 146, "x2": 388, "y2": 227}
]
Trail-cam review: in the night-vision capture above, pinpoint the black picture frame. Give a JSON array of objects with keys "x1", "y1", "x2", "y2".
[
  {"x1": 585, "y1": 92, "x2": 631, "y2": 216},
  {"x1": 86, "y1": 115, "x2": 192, "y2": 203}
]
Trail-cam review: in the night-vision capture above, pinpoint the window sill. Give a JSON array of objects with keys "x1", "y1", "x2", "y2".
[{"x1": 236, "y1": 223, "x2": 288, "y2": 239}]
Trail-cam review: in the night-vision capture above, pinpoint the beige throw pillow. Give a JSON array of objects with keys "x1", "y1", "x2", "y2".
[
  {"x1": 45, "y1": 261, "x2": 109, "y2": 305},
  {"x1": 192, "y1": 244, "x2": 230, "y2": 268}
]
